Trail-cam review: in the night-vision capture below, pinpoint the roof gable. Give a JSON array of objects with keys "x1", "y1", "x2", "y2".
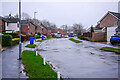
[{"x1": 98, "y1": 11, "x2": 120, "y2": 23}]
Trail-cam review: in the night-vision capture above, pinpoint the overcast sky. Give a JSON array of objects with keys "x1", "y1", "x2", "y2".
[{"x1": 1, "y1": 0, "x2": 119, "y2": 29}]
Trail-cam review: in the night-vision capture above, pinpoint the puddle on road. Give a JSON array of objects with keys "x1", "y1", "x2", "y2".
[
  {"x1": 52, "y1": 48, "x2": 58, "y2": 50},
  {"x1": 36, "y1": 49, "x2": 47, "y2": 51}
]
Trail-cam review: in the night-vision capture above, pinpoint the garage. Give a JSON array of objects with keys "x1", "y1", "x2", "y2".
[{"x1": 107, "y1": 26, "x2": 117, "y2": 43}]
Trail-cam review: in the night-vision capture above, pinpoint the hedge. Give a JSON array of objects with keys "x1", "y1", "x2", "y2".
[
  {"x1": 12, "y1": 38, "x2": 19, "y2": 46},
  {"x1": 1, "y1": 34, "x2": 12, "y2": 46},
  {"x1": 35, "y1": 35, "x2": 40, "y2": 39},
  {"x1": 2, "y1": 32, "x2": 19, "y2": 38}
]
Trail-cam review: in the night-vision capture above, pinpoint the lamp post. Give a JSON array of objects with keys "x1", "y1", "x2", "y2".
[
  {"x1": 34, "y1": 12, "x2": 37, "y2": 42},
  {"x1": 19, "y1": 0, "x2": 22, "y2": 60}
]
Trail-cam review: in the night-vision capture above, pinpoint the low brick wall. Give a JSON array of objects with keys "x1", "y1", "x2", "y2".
[{"x1": 92, "y1": 32, "x2": 105, "y2": 41}]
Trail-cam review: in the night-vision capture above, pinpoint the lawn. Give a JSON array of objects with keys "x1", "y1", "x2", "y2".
[
  {"x1": 101, "y1": 47, "x2": 120, "y2": 53},
  {"x1": 22, "y1": 50, "x2": 61, "y2": 79},
  {"x1": 69, "y1": 38, "x2": 82, "y2": 43},
  {"x1": 25, "y1": 44, "x2": 36, "y2": 48}
]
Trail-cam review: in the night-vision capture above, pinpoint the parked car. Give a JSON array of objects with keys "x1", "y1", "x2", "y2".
[
  {"x1": 110, "y1": 34, "x2": 120, "y2": 45},
  {"x1": 64, "y1": 35, "x2": 69, "y2": 38},
  {"x1": 56, "y1": 33, "x2": 62, "y2": 38}
]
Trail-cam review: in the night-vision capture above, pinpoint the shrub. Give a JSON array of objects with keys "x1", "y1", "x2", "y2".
[
  {"x1": 37, "y1": 32, "x2": 41, "y2": 36},
  {"x1": 3, "y1": 32, "x2": 19, "y2": 38},
  {"x1": 12, "y1": 38, "x2": 19, "y2": 46},
  {"x1": 2, "y1": 34, "x2": 12, "y2": 46},
  {"x1": 35, "y1": 35, "x2": 40, "y2": 39}
]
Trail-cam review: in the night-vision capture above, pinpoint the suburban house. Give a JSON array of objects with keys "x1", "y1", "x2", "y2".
[
  {"x1": 21, "y1": 20, "x2": 35, "y2": 36},
  {"x1": 57, "y1": 28, "x2": 64, "y2": 35},
  {"x1": 35, "y1": 24, "x2": 42, "y2": 34},
  {"x1": 3, "y1": 17, "x2": 19, "y2": 33},
  {"x1": 40, "y1": 23, "x2": 48, "y2": 36},
  {"x1": 87, "y1": 11, "x2": 120, "y2": 42}
]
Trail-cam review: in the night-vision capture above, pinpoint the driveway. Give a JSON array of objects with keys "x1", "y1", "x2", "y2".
[{"x1": 37, "y1": 38, "x2": 119, "y2": 78}]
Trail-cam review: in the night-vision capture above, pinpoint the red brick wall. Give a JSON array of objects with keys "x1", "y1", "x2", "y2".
[
  {"x1": 21, "y1": 23, "x2": 35, "y2": 36},
  {"x1": 36, "y1": 25, "x2": 42, "y2": 34},
  {"x1": 0, "y1": 20, "x2": 5, "y2": 32},
  {"x1": 42, "y1": 27, "x2": 48, "y2": 35},
  {"x1": 48, "y1": 30, "x2": 51, "y2": 34},
  {"x1": 29, "y1": 23, "x2": 35, "y2": 35},
  {"x1": 100, "y1": 13, "x2": 118, "y2": 28},
  {"x1": 21, "y1": 25, "x2": 28, "y2": 35},
  {"x1": 57, "y1": 29, "x2": 64, "y2": 35},
  {"x1": 92, "y1": 32, "x2": 105, "y2": 41}
]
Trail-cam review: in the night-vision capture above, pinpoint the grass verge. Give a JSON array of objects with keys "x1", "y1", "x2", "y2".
[
  {"x1": 69, "y1": 38, "x2": 82, "y2": 43},
  {"x1": 36, "y1": 38, "x2": 51, "y2": 42},
  {"x1": 101, "y1": 47, "x2": 120, "y2": 53},
  {"x1": 25, "y1": 44, "x2": 36, "y2": 48},
  {"x1": 22, "y1": 50, "x2": 62, "y2": 79}
]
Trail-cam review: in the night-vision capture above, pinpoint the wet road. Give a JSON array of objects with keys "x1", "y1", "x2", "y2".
[{"x1": 38, "y1": 38, "x2": 119, "y2": 78}]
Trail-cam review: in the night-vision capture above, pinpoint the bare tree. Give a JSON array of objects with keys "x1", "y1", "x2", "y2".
[
  {"x1": 14, "y1": 12, "x2": 31, "y2": 20},
  {"x1": 22, "y1": 12, "x2": 31, "y2": 20},
  {"x1": 72, "y1": 23, "x2": 83, "y2": 35},
  {"x1": 60, "y1": 24, "x2": 68, "y2": 32}
]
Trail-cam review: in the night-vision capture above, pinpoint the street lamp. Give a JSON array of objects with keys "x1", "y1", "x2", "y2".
[
  {"x1": 34, "y1": 12, "x2": 37, "y2": 42},
  {"x1": 19, "y1": 0, "x2": 22, "y2": 60}
]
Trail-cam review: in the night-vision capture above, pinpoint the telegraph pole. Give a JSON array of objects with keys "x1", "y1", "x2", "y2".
[
  {"x1": 34, "y1": 12, "x2": 37, "y2": 41},
  {"x1": 19, "y1": 0, "x2": 22, "y2": 60}
]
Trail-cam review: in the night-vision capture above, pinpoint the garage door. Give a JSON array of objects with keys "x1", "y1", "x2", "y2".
[{"x1": 107, "y1": 26, "x2": 117, "y2": 42}]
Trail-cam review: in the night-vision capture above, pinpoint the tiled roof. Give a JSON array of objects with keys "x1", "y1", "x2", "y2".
[
  {"x1": 93, "y1": 27, "x2": 103, "y2": 30},
  {"x1": 21, "y1": 20, "x2": 29, "y2": 25},
  {"x1": 4, "y1": 17, "x2": 19, "y2": 23},
  {"x1": 109, "y1": 11, "x2": 120, "y2": 19}
]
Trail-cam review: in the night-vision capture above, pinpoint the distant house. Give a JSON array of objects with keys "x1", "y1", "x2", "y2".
[
  {"x1": 57, "y1": 28, "x2": 64, "y2": 35},
  {"x1": 88, "y1": 11, "x2": 120, "y2": 42},
  {"x1": 21, "y1": 20, "x2": 35, "y2": 36},
  {"x1": 35, "y1": 24, "x2": 42, "y2": 34},
  {"x1": 40, "y1": 23, "x2": 48, "y2": 36}
]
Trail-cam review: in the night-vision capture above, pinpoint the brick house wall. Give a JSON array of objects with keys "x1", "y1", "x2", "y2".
[
  {"x1": 29, "y1": 23, "x2": 35, "y2": 35},
  {"x1": 41, "y1": 26, "x2": 48, "y2": 35},
  {"x1": 48, "y1": 30, "x2": 51, "y2": 34},
  {"x1": 57, "y1": 29, "x2": 64, "y2": 35},
  {"x1": 36, "y1": 25, "x2": 42, "y2": 34},
  {"x1": 21, "y1": 22, "x2": 35, "y2": 36},
  {"x1": 21, "y1": 25, "x2": 29, "y2": 35},
  {"x1": 0, "y1": 20, "x2": 5, "y2": 32},
  {"x1": 99, "y1": 13, "x2": 118, "y2": 28}
]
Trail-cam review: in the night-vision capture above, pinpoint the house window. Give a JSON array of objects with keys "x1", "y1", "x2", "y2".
[
  {"x1": 114, "y1": 21, "x2": 118, "y2": 26},
  {"x1": 0, "y1": 25, "x2": 2, "y2": 30}
]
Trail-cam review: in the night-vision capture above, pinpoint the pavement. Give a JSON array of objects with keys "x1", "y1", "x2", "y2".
[{"x1": 2, "y1": 38, "x2": 41, "y2": 79}]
